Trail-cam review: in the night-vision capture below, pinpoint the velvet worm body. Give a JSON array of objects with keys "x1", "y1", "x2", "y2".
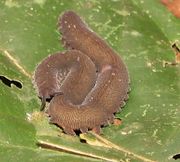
[{"x1": 33, "y1": 11, "x2": 130, "y2": 135}]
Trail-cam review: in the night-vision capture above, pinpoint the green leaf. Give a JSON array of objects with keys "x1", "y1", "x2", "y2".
[{"x1": 0, "y1": 0, "x2": 179, "y2": 162}]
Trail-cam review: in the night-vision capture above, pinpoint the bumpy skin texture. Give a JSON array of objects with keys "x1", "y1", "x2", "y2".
[{"x1": 33, "y1": 11, "x2": 130, "y2": 135}]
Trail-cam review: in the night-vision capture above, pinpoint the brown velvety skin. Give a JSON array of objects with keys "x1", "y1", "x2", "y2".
[
  {"x1": 33, "y1": 11, "x2": 130, "y2": 135},
  {"x1": 34, "y1": 50, "x2": 96, "y2": 105}
]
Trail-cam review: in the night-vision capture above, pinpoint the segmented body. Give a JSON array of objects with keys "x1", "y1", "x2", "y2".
[{"x1": 33, "y1": 11, "x2": 129, "y2": 135}]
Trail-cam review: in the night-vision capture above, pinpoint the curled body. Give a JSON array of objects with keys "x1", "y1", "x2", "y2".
[{"x1": 33, "y1": 11, "x2": 130, "y2": 135}]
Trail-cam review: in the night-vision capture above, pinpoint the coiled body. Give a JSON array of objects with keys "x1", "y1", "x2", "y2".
[{"x1": 33, "y1": 11, "x2": 129, "y2": 135}]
